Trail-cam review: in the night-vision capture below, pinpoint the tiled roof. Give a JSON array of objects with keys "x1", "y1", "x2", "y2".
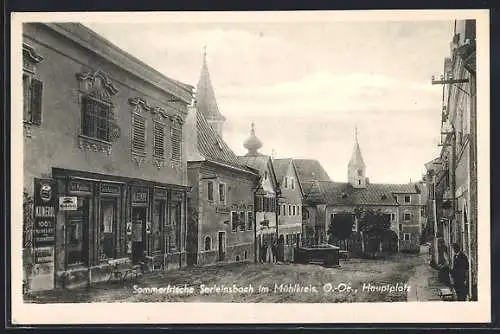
[
  {"x1": 272, "y1": 158, "x2": 292, "y2": 181},
  {"x1": 303, "y1": 181, "x2": 417, "y2": 206},
  {"x1": 293, "y1": 159, "x2": 332, "y2": 182},
  {"x1": 238, "y1": 156, "x2": 270, "y2": 175},
  {"x1": 196, "y1": 109, "x2": 249, "y2": 171}
]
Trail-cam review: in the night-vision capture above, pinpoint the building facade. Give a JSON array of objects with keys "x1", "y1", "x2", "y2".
[
  {"x1": 427, "y1": 19, "x2": 477, "y2": 300},
  {"x1": 300, "y1": 130, "x2": 421, "y2": 254},
  {"x1": 238, "y1": 123, "x2": 279, "y2": 262},
  {"x1": 186, "y1": 53, "x2": 259, "y2": 266},
  {"x1": 272, "y1": 159, "x2": 304, "y2": 258},
  {"x1": 22, "y1": 23, "x2": 194, "y2": 291}
]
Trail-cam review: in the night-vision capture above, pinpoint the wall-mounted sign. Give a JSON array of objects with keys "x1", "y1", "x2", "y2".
[
  {"x1": 59, "y1": 196, "x2": 77, "y2": 211},
  {"x1": 132, "y1": 189, "x2": 148, "y2": 202},
  {"x1": 100, "y1": 183, "x2": 121, "y2": 194},
  {"x1": 69, "y1": 180, "x2": 92, "y2": 193},
  {"x1": 34, "y1": 246, "x2": 54, "y2": 264},
  {"x1": 34, "y1": 178, "x2": 57, "y2": 247}
]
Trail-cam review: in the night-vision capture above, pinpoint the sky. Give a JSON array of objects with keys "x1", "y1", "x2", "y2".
[{"x1": 85, "y1": 18, "x2": 454, "y2": 184}]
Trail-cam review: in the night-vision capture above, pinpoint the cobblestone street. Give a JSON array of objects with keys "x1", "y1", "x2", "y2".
[{"x1": 25, "y1": 252, "x2": 428, "y2": 304}]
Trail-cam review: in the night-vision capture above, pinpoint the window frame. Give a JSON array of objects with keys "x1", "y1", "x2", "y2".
[
  {"x1": 218, "y1": 182, "x2": 227, "y2": 204},
  {"x1": 231, "y1": 211, "x2": 238, "y2": 232},
  {"x1": 152, "y1": 120, "x2": 166, "y2": 159},
  {"x1": 131, "y1": 111, "x2": 147, "y2": 154},
  {"x1": 239, "y1": 211, "x2": 246, "y2": 231},
  {"x1": 171, "y1": 122, "x2": 182, "y2": 162},
  {"x1": 204, "y1": 236, "x2": 212, "y2": 251},
  {"x1": 207, "y1": 181, "x2": 214, "y2": 202},
  {"x1": 246, "y1": 211, "x2": 253, "y2": 231},
  {"x1": 404, "y1": 195, "x2": 411, "y2": 203},
  {"x1": 404, "y1": 212, "x2": 411, "y2": 221},
  {"x1": 403, "y1": 233, "x2": 411, "y2": 241}
]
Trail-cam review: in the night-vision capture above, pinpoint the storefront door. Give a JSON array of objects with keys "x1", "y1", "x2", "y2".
[{"x1": 131, "y1": 206, "x2": 147, "y2": 264}]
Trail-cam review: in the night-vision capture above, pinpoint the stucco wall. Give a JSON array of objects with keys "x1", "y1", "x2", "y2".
[{"x1": 23, "y1": 23, "x2": 188, "y2": 195}]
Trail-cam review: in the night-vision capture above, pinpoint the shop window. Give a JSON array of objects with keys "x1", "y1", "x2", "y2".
[
  {"x1": 207, "y1": 181, "x2": 214, "y2": 201},
  {"x1": 153, "y1": 121, "x2": 165, "y2": 159},
  {"x1": 219, "y1": 183, "x2": 226, "y2": 204},
  {"x1": 100, "y1": 199, "x2": 117, "y2": 261},
  {"x1": 239, "y1": 211, "x2": 246, "y2": 231},
  {"x1": 231, "y1": 211, "x2": 239, "y2": 232},
  {"x1": 152, "y1": 200, "x2": 165, "y2": 253},
  {"x1": 168, "y1": 199, "x2": 182, "y2": 251},
  {"x1": 247, "y1": 212, "x2": 253, "y2": 231},
  {"x1": 204, "y1": 236, "x2": 211, "y2": 251},
  {"x1": 66, "y1": 197, "x2": 89, "y2": 265},
  {"x1": 171, "y1": 122, "x2": 182, "y2": 162}
]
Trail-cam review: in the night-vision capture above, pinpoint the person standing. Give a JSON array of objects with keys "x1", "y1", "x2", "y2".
[{"x1": 451, "y1": 243, "x2": 469, "y2": 301}]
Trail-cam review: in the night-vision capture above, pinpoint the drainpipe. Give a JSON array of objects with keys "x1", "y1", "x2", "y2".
[{"x1": 432, "y1": 175, "x2": 439, "y2": 266}]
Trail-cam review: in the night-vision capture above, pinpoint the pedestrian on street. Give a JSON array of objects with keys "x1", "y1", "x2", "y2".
[{"x1": 451, "y1": 243, "x2": 469, "y2": 301}]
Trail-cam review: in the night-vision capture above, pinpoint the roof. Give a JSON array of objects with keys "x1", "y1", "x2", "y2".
[
  {"x1": 41, "y1": 23, "x2": 194, "y2": 104},
  {"x1": 272, "y1": 158, "x2": 292, "y2": 181},
  {"x1": 196, "y1": 55, "x2": 226, "y2": 121},
  {"x1": 348, "y1": 142, "x2": 365, "y2": 167},
  {"x1": 293, "y1": 159, "x2": 332, "y2": 183},
  {"x1": 303, "y1": 181, "x2": 418, "y2": 206},
  {"x1": 195, "y1": 109, "x2": 251, "y2": 173},
  {"x1": 238, "y1": 155, "x2": 278, "y2": 188}
]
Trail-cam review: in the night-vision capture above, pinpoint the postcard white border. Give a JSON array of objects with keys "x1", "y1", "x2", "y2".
[{"x1": 11, "y1": 9, "x2": 490, "y2": 324}]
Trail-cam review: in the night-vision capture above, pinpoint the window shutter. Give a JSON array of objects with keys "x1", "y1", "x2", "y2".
[
  {"x1": 132, "y1": 113, "x2": 146, "y2": 153},
  {"x1": 30, "y1": 78, "x2": 43, "y2": 125},
  {"x1": 171, "y1": 126, "x2": 182, "y2": 161},
  {"x1": 153, "y1": 121, "x2": 165, "y2": 158}
]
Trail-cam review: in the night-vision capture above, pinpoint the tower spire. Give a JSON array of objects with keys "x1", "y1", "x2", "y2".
[{"x1": 355, "y1": 124, "x2": 358, "y2": 143}]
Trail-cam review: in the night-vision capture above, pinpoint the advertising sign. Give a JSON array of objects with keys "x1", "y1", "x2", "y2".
[
  {"x1": 33, "y1": 178, "x2": 57, "y2": 247},
  {"x1": 59, "y1": 196, "x2": 77, "y2": 211}
]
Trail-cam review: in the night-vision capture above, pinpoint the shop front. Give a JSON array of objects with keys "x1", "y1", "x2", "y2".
[{"x1": 50, "y1": 168, "x2": 188, "y2": 289}]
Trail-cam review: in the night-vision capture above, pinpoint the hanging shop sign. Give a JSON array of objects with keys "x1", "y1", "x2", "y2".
[
  {"x1": 59, "y1": 196, "x2": 77, "y2": 211},
  {"x1": 33, "y1": 178, "x2": 57, "y2": 247}
]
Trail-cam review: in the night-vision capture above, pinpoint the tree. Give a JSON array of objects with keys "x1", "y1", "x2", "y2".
[
  {"x1": 327, "y1": 213, "x2": 354, "y2": 250},
  {"x1": 354, "y1": 207, "x2": 392, "y2": 257}
]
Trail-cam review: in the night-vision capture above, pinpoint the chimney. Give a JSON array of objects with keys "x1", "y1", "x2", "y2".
[{"x1": 184, "y1": 105, "x2": 204, "y2": 161}]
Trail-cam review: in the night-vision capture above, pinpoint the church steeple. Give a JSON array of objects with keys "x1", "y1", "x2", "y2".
[
  {"x1": 243, "y1": 122, "x2": 263, "y2": 156},
  {"x1": 196, "y1": 46, "x2": 226, "y2": 138},
  {"x1": 348, "y1": 125, "x2": 367, "y2": 188}
]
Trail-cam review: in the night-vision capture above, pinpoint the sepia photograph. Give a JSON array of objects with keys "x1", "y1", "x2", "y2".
[{"x1": 10, "y1": 9, "x2": 490, "y2": 324}]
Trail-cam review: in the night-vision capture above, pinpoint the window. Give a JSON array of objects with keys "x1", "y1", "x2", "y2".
[
  {"x1": 23, "y1": 44, "x2": 44, "y2": 125},
  {"x1": 399, "y1": 223, "x2": 403, "y2": 232},
  {"x1": 330, "y1": 213, "x2": 334, "y2": 223},
  {"x1": 293, "y1": 206, "x2": 296, "y2": 216},
  {"x1": 358, "y1": 180, "x2": 361, "y2": 185},
  {"x1": 288, "y1": 205, "x2": 292, "y2": 215},
  {"x1": 284, "y1": 177, "x2": 288, "y2": 188},
  {"x1": 404, "y1": 213, "x2": 411, "y2": 221},
  {"x1": 153, "y1": 121, "x2": 165, "y2": 158},
  {"x1": 239, "y1": 211, "x2": 246, "y2": 231},
  {"x1": 171, "y1": 123, "x2": 182, "y2": 162},
  {"x1": 283, "y1": 204, "x2": 286, "y2": 216},
  {"x1": 204, "y1": 236, "x2": 211, "y2": 251},
  {"x1": 66, "y1": 198, "x2": 89, "y2": 265},
  {"x1": 278, "y1": 204, "x2": 281, "y2": 215},
  {"x1": 247, "y1": 212, "x2": 253, "y2": 230},
  {"x1": 82, "y1": 95, "x2": 114, "y2": 142},
  {"x1": 352, "y1": 220, "x2": 357, "y2": 232},
  {"x1": 264, "y1": 171, "x2": 268, "y2": 180},
  {"x1": 291, "y1": 178, "x2": 295, "y2": 190},
  {"x1": 23, "y1": 74, "x2": 43, "y2": 124},
  {"x1": 207, "y1": 181, "x2": 214, "y2": 201},
  {"x1": 404, "y1": 195, "x2": 411, "y2": 203},
  {"x1": 219, "y1": 183, "x2": 226, "y2": 203},
  {"x1": 357, "y1": 169, "x2": 363, "y2": 176},
  {"x1": 231, "y1": 211, "x2": 239, "y2": 232},
  {"x1": 390, "y1": 213, "x2": 396, "y2": 221},
  {"x1": 404, "y1": 233, "x2": 411, "y2": 241}
]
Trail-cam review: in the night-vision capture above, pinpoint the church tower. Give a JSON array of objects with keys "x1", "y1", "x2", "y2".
[
  {"x1": 196, "y1": 47, "x2": 226, "y2": 138},
  {"x1": 243, "y1": 122, "x2": 263, "y2": 156},
  {"x1": 348, "y1": 125, "x2": 367, "y2": 188}
]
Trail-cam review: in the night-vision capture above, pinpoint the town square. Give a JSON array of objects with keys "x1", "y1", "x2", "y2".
[{"x1": 19, "y1": 15, "x2": 478, "y2": 306}]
